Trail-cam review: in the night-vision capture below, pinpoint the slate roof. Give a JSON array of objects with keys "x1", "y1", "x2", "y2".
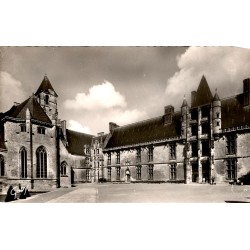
[
  {"x1": 66, "y1": 129, "x2": 94, "y2": 156},
  {"x1": 1, "y1": 95, "x2": 52, "y2": 125},
  {"x1": 105, "y1": 112, "x2": 182, "y2": 149},
  {"x1": 221, "y1": 94, "x2": 250, "y2": 129},
  {"x1": 192, "y1": 75, "x2": 213, "y2": 107},
  {"x1": 35, "y1": 75, "x2": 58, "y2": 97}
]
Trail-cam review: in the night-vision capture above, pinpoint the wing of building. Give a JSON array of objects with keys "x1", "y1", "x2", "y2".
[{"x1": 0, "y1": 75, "x2": 94, "y2": 193}]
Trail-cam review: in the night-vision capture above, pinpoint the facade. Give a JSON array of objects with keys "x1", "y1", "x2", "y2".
[
  {"x1": 101, "y1": 76, "x2": 250, "y2": 184},
  {"x1": 0, "y1": 76, "x2": 93, "y2": 192},
  {"x1": 1, "y1": 75, "x2": 250, "y2": 192}
]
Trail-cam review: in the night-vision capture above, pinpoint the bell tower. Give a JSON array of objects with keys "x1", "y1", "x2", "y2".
[{"x1": 35, "y1": 75, "x2": 58, "y2": 124}]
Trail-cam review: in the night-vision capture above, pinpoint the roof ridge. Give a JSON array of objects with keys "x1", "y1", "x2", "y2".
[{"x1": 113, "y1": 110, "x2": 181, "y2": 131}]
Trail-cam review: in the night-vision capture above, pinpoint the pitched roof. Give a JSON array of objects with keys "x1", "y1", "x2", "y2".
[
  {"x1": 192, "y1": 75, "x2": 213, "y2": 107},
  {"x1": 66, "y1": 129, "x2": 94, "y2": 156},
  {"x1": 35, "y1": 75, "x2": 58, "y2": 97},
  {"x1": 105, "y1": 113, "x2": 182, "y2": 149},
  {"x1": 221, "y1": 94, "x2": 250, "y2": 129},
  {"x1": 2, "y1": 95, "x2": 52, "y2": 125}
]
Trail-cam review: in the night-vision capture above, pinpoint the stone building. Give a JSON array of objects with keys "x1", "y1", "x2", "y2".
[
  {"x1": 0, "y1": 75, "x2": 93, "y2": 192},
  {"x1": 1, "y1": 74, "x2": 250, "y2": 191},
  {"x1": 101, "y1": 76, "x2": 250, "y2": 184}
]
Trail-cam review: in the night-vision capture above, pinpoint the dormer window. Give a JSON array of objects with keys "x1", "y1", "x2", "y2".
[
  {"x1": 37, "y1": 126, "x2": 46, "y2": 135},
  {"x1": 20, "y1": 124, "x2": 26, "y2": 132}
]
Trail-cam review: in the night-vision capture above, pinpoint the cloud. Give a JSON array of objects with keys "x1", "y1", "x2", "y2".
[
  {"x1": 67, "y1": 120, "x2": 91, "y2": 134},
  {"x1": 64, "y1": 81, "x2": 126, "y2": 110},
  {"x1": 0, "y1": 71, "x2": 27, "y2": 112},
  {"x1": 165, "y1": 47, "x2": 250, "y2": 108}
]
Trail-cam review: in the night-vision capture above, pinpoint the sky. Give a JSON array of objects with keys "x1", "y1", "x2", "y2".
[{"x1": 1, "y1": 46, "x2": 250, "y2": 135}]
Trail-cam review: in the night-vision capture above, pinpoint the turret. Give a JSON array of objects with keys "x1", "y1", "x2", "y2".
[
  {"x1": 212, "y1": 89, "x2": 221, "y2": 136},
  {"x1": 35, "y1": 75, "x2": 58, "y2": 124}
]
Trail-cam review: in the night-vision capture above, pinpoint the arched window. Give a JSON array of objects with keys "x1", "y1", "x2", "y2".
[
  {"x1": 60, "y1": 161, "x2": 67, "y2": 176},
  {"x1": 36, "y1": 146, "x2": 47, "y2": 178},
  {"x1": 0, "y1": 154, "x2": 5, "y2": 176},
  {"x1": 20, "y1": 147, "x2": 27, "y2": 178},
  {"x1": 45, "y1": 95, "x2": 49, "y2": 105}
]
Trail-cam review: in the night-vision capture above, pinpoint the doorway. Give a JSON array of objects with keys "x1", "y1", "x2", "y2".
[
  {"x1": 202, "y1": 162, "x2": 210, "y2": 183},
  {"x1": 192, "y1": 163, "x2": 198, "y2": 183}
]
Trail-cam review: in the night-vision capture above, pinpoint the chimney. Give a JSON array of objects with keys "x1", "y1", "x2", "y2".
[
  {"x1": 164, "y1": 105, "x2": 174, "y2": 124},
  {"x1": 191, "y1": 91, "x2": 197, "y2": 107},
  {"x1": 109, "y1": 122, "x2": 119, "y2": 133},
  {"x1": 243, "y1": 78, "x2": 250, "y2": 106}
]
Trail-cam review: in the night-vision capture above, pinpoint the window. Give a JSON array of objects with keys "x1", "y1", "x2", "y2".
[
  {"x1": 20, "y1": 147, "x2": 27, "y2": 178},
  {"x1": 201, "y1": 122, "x2": 209, "y2": 134},
  {"x1": 201, "y1": 141, "x2": 210, "y2": 156},
  {"x1": 226, "y1": 135, "x2": 236, "y2": 155},
  {"x1": 217, "y1": 121, "x2": 220, "y2": 126},
  {"x1": 96, "y1": 149, "x2": 99, "y2": 155},
  {"x1": 216, "y1": 112, "x2": 220, "y2": 118},
  {"x1": 86, "y1": 169, "x2": 90, "y2": 180},
  {"x1": 148, "y1": 147, "x2": 153, "y2": 162},
  {"x1": 116, "y1": 151, "x2": 120, "y2": 164},
  {"x1": 136, "y1": 148, "x2": 141, "y2": 163},
  {"x1": 60, "y1": 161, "x2": 67, "y2": 176},
  {"x1": 169, "y1": 143, "x2": 176, "y2": 160},
  {"x1": 136, "y1": 165, "x2": 142, "y2": 180},
  {"x1": 191, "y1": 124, "x2": 198, "y2": 136},
  {"x1": 191, "y1": 142, "x2": 198, "y2": 157},
  {"x1": 201, "y1": 106, "x2": 210, "y2": 118},
  {"x1": 86, "y1": 148, "x2": 90, "y2": 155},
  {"x1": 20, "y1": 124, "x2": 26, "y2": 132},
  {"x1": 37, "y1": 126, "x2": 46, "y2": 134},
  {"x1": 170, "y1": 164, "x2": 176, "y2": 180},
  {"x1": 226, "y1": 159, "x2": 236, "y2": 180},
  {"x1": 0, "y1": 154, "x2": 5, "y2": 176},
  {"x1": 191, "y1": 109, "x2": 198, "y2": 120},
  {"x1": 116, "y1": 166, "x2": 120, "y2": 180},
  {"x1": 45, "y1": 95, "x2": 49, "y2": 105},
  {"x1": 107, "y1": 153, "x2": 111, "y2": 165},
  {"x1": 148, "y1": 165, "x2": 154, "y2": 180},
  {"x1": 36, "y1": 146, "x2": 47, "y2": 178},
  {"x1": 107, "y1": 167, "x2": 111, "y2": 181}
]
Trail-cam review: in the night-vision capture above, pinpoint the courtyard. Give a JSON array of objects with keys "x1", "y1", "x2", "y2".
[{"x1": 10, "y1": 182, "x2": 250, "y2": 203}]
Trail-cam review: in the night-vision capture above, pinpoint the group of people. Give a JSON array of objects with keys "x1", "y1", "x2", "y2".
[{"x1": 5, "y1": 184, "x2": 30, "y2": 202}]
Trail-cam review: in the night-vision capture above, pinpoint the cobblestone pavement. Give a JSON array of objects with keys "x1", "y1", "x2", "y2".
[{"x1": 11, "y1": 183, "x2": 250, "y2": 203}]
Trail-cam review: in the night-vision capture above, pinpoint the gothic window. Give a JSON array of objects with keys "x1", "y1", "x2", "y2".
[
  {"x1": 37, "y1": 126, "x2": 46, "y2": 135},
  {"x1": 0, "y1": 154, "x2": 5, "y2": 176},
  {"x1": 60, "y1": 161, "x2": 67, "y2": 176},
  {"x1": 116, "y1": 166, "x2": 120, "y2": 180},
  {"x1": 136, "y1": 165, "x2": 142, "y2": 180},
  {"x1": 45, "y1": 95, "x2": 49, "y2": 105},
  {"x1": 169, "y1": 144, "x2": 176, "y2": 160},
  {"x1": 148, "y1": 164, "x2": 154, "y2": 180},
  {"x1": 170, "y1": 164, "x2": 176, "y2": 180},
  {"x1": 191, "y1": 124, "x2": 198, "y2": 136},
  {"x1": 116, "y1": 151, "x2": 120, "y2": 164},
  {"x1": 136, "y1": 148, "x2": 141, "y2": 163},
  {"x1": 107, "y1": 167, "x2": 111, "y2": 181},
  {"x1": 20, "y1": 124, "x2": 26, "y2": 132},
  {"x1": 226, "y1": 159, "x2": 237, "y2": 180},
  {"x1": 20, "y1": 147, "x2": 27, "y2": 178},
  {"x1": 36, "y1": 146, "x2": 47, "y2": 178},
  {"x1": 148, "y1": 147, "x2": 153, "y2": 162},
  {"x1": 107, "y1": 153, "x2": 111, "y2": 165},
  {"x1": 86, "y1": 169, "x2": 90, "y2": 180},
  {"x1": 226, "y1": 135, "x2": 236, "y2": 155}
]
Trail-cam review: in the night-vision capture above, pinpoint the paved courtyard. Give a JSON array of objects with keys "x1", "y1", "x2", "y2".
[{"x1": 11, "y1": 183, "x2": 250, "y2": 203}]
